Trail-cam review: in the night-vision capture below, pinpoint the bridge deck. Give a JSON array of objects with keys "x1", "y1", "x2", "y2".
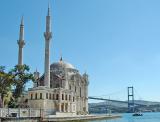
[{"x1": 88, "y1": 97, "x2": 146, "y2": 106}]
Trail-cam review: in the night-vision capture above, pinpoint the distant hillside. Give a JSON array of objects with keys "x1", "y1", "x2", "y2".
[
  {"x1": 89, "y1": 100, "x2": 160, "y2": 113},
  {"x1": 134, "y1": 100, "x2": 160, "y2": 106}
]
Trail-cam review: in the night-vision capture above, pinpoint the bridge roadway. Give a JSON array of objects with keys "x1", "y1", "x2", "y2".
[{"x1": 88, "y1": 96, "x2": 146, "y2": 107}]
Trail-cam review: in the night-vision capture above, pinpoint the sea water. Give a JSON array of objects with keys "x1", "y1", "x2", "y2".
[{"x1": 87, "y1": 112, "x2": 160, "y2": 122}]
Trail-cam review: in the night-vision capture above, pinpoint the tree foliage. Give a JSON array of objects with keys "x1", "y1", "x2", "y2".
[
  {"x1": 0, "y1": 64, "x2": 35, "y2": 108},
  {"x1": 9, "y1": 64, "x2": 34, "y2": 100},
  {"x1": 0, "y1": 66, "x2": 14, "y2": 107}
]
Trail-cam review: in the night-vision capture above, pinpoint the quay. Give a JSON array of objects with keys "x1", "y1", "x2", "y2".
[
  {"x1": 0, "y1": 114, "x2": 121, "y2": 122},
  {"x1": 42, "y1": 114, "x2": 121, "y2": 122},
  {"x1": 0, "y1": 117, "x2": 40, "y2": 122}
]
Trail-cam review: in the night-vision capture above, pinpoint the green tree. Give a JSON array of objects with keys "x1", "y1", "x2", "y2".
[
  {"x1": 9, "y1": 64, "x2": 34, "y2": 100},
  {"x1": 0, "y1": 66, "x2": 14, "y2": 107},
  {"x1": 0, "y1": 65, "x2": 34, "y2": 108}
]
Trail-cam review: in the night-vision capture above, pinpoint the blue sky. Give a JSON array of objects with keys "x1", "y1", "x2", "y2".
[{"x1": 1, "y1": 0, "x2": 160, "y2": 102}]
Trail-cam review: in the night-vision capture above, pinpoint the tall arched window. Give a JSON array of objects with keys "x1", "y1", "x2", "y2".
[
  {"x1": 49, "y1": 93, "x2": 51, "y2": 99},
  {"x1": 31, "y1": 94, "x2": 33, "y2": 100},
  {"x1": 35, "y1": 93, "x2": 37, "y2": 99},
  {"x1": 40, "y1": 93, "x2": 42, "y2": 99},
  {"x1": 46, "y1": 93, "x2": 48, "y2": 99},
  {"x1": 56, "y1": 94, "x2": 59, "y2": 100}
]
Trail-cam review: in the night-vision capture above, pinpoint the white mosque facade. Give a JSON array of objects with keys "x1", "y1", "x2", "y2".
[{"x1": 17, "y1": 6, "x2": 89, "y2": 115}]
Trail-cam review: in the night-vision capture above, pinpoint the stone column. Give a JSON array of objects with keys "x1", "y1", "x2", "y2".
[
  {"x1": 68, "y1": 103, "x2": 70, "y2": 112},
  {"x1": 85, "y1": 85, "x2": 88, "y2": 113},
  {"x1": 63, "y1": 103, "x2": 65, "y2": 112},
  {"x1": 70, "y1": 103, "x2": 72, "y2": 112},
  {"x1": 59, "y1": 103, "x2": 61, "y2": 112},
  {"x1": 66, "y1": 103, "x2": 68, "y2": 112},
  {"x1": 59, "y1": 92, "x2": 62, "y2": 103}
]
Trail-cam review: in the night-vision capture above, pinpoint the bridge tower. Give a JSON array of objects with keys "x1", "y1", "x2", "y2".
[{"x1": 128, "y1": 86, "x2": 135, "y2": 113}]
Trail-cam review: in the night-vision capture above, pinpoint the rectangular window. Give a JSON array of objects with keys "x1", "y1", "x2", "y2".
[
  {"x1": 62, "y1": 94, "x2": 64, "y2": 100},
  {"x1": 73, "y1": 97, "x2": 75, "y2": 102},
  {"x1": 65, "y1": 95, "x2": 67, "y2": 100},
  {"x1": 56, "y1": 94, "x2": 59, "y2": 100},
  {"x1": 46, "y1": 93, "x2": 48, "y2": 99},
  {"x1": 69, "y1": 95, "x2": 71, "y2": 101},
  {"x1": 49, "y1": 93, "x2": 51, "y2": 99},
  {"x1": 40, "y1": 93, "x2": 42, "y2": 99},
  {"x1": 35, "y1": 93, "x2": 37, "y2": 99},
  {"x1": 31, "y1": 94, "x2": 33, "y2": 100}
]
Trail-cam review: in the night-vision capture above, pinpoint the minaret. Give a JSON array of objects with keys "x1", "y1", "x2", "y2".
[
  {"x1": 44, "y1": 5, "x2": 52, "y2": 88},
  {"x1": 17, "y1": 16, "x2": 25, "y2": 65}
]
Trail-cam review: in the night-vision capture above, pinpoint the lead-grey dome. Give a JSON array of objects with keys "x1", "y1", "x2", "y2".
[{"x1": 50, "y1": 61, "x2": 75, "y2": 69}]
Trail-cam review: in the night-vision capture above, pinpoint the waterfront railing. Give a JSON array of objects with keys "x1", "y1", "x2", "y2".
[{"x1": 0, "y1": 108, "x2": 42, "y2": 118}]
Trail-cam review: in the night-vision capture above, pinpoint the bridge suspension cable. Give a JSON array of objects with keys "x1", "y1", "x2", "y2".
[
  {"x1": 133, "y1": 87, "x2": 143, "y2": 100},
  {"x1": 90, "y1": 88, "x2": 126, "y2": 98}
]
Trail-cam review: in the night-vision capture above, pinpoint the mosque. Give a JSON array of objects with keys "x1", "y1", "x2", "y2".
[{"x1": 17, "y1": 6, "x2": 89, "y2": 116}]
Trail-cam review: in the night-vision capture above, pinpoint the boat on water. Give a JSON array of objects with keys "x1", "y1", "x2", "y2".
[{"x1": 132, "y1": 112, "x2": 143, "y2": 116}]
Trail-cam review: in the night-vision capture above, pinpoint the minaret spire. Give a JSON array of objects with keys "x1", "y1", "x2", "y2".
[
  {"x1": 21, "y1": 16, "x2": 24, "y2": 26},
  {"x1": 60, "y1": 56, "x2": 63, "y2": 62},
  {"x1": 60, "y1": 51, "x2": 63, "y2": 62},
  {"x1": 44, "y1": 5, "x2": 52, "y2": 88},
  {"x1": 17, "y1": 16, "x2": 25, "y2": 65},
  {"x1": 48, "y1": 3, "x2": 50, "y2": 16}
]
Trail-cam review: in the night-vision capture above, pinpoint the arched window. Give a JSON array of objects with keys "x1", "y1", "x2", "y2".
[
  {"x1": 46, "y1": 93, "x2": 48, "y2": 99},
  {"x1": 40, "y1": 93, "x2": 42, "y2": 99},
  {"x1": 62, "y1": 94, "x2": 64, "y2": 100},
  {"x1": 49, "y1": 93, "x2": 51, "y2": 99},
  {"x1": 56, "y1": 94, "x2": 59, "y2": 100},
  {"x1": 35, "y1": 93, "x2": 37, "y2": 99},
  {"x1": 56, "y1": 84, "x2": 59, "y2": 88},
  {"x1": 31, "y1": 94, "x2": 33, "y2": 100}
]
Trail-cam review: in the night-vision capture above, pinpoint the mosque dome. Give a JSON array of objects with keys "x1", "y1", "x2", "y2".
[{"x1": 50, "y1": 59, "x2": 75, "y2": 70}]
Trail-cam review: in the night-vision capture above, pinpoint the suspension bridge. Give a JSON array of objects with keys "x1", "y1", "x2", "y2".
[{"x1": 88, "y1": 86, "x2": 149, "y2": 113}]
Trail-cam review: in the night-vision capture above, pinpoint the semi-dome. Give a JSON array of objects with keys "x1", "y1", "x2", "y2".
[{"x1": 50, "y1": 60, "x2": 75, "y2": 69}]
